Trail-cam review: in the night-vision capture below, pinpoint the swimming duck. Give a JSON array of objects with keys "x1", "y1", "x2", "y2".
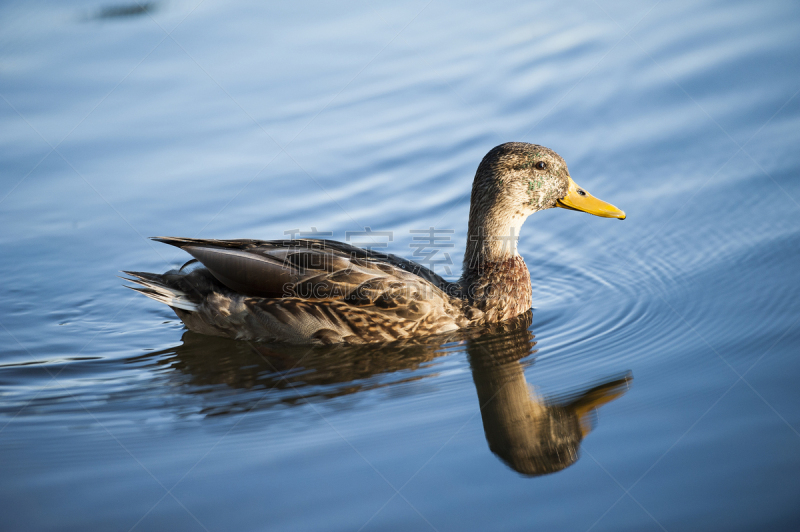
[{"x1": 125, "y1": 142, "x2": 625, "y2": 344}]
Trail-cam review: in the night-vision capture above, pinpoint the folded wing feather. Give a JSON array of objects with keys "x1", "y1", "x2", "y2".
[{"x1": 149, "y1": 237, "x2": 466, "y2": 343}]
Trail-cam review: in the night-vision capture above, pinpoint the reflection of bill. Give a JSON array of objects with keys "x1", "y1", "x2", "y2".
[{"x1": 467, "y1": 319, "x2": 631, "y2": 476}]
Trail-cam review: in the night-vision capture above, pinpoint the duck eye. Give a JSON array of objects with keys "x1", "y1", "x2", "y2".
[
  {"x1": 535, "y1": 161, "x2": 547, "y2": 170},
  {"x1": 577, "y1": 189, "x2": 586, "y2": 196}
]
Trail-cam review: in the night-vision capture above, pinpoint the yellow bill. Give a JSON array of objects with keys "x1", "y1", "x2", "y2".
[{"x1": 557, "y1": 177, "x2": 626, "y2": 219}]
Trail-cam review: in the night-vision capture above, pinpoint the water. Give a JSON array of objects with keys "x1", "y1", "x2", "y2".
[{"x1": 2, "y1": 0, "x2": 799, "y2": 530}]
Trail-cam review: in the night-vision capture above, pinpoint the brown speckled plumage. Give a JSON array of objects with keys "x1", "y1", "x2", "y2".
[
  {"x1": 460, "y1": 256, "x2": 533, "y2": 324},
  {"x1": 125, "y1": 142, "x2": 620, "y2": 344}
]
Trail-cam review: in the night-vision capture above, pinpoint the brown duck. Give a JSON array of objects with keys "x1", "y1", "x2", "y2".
[{"x1": 125, "y1": 142, "x2": 625, "y2": 344}]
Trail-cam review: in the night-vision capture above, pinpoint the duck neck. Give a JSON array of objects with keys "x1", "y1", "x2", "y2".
[
  {"x1": 463, "y1": 211, "x2": 524, "y2": 266},
  {"x1": 460, "y1": 211, "x2": 533, "y2": 321}
]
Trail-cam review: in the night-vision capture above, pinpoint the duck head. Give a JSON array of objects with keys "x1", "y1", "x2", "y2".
[{"x1": 465, "y1": 142, "x2": 625, "y2": 264}]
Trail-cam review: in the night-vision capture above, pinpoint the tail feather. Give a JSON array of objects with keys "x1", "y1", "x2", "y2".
[{"x1": 122, "y1": 271, "x2": 199, "y2": 312}]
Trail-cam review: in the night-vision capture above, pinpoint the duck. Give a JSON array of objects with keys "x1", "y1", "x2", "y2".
[{"x1": 124, "y1": 142, "x2": 625, "y2": 344}]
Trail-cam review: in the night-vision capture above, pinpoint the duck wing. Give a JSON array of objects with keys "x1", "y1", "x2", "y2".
[
  {"x1": 152, "y1": 236, "x2": 458, "y2": 300},
  {"x1": 139, "y1": 237, "x2": 471, "y2": 343}
]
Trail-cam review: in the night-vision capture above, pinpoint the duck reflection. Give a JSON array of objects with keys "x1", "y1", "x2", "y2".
[
  {"x1": 140, "y1": 311, "x2": 629, "y2": 475},
  {"x1": 466, "y1": 321, "x2": 630, "y2": 476},
  {"x1": 141, "y1": 329, "x2": 457, "y2": 407}
]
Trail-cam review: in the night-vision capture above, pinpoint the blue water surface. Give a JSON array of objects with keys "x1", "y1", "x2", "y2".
[{"x1": 1, "y1": 0, "x2": 799, "y2": 530}]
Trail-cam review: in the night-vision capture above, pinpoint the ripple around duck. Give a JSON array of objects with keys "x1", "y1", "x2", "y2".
[
  {"x1": 522, "y1": 210, "x2": 800, "y2": 402},
  {"x1": 523, "y1": 249, "x2": 696, "y2": 381}
]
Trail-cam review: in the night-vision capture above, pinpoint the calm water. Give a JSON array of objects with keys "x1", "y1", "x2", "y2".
[{"x1": 2, "y1": 0, "x2": 800, "y2": 530}]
